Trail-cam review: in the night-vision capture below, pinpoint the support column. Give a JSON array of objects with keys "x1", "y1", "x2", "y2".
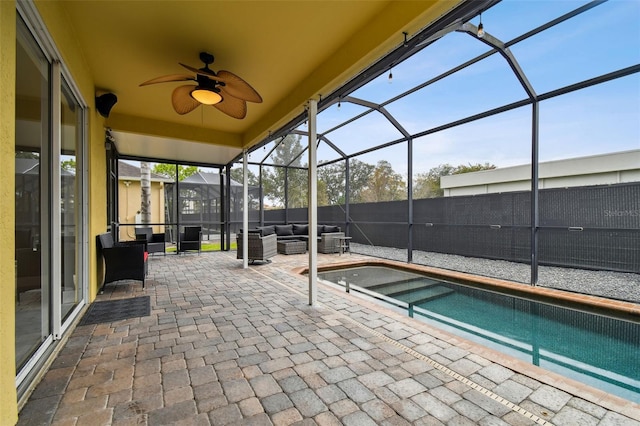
[
  {"x1": 242, "y1": 150, "x2": 249, "y2": 269},
  {"x1": 308, "y1": 100, "x2": 318, "y2": 306},
  {"x1": 407, "y1": 137, "x2": 413, "y2": 264},
  {"x1": 224, "y1": 166, "x2": 230, "y2": 251},
  {"x1": 530, "y1": 102, "x2": 539, "y2": 285},
  {"x1": 259, "y1": 166, "x2": 264, "y2": 226},
  {"x1": 345, "y1": 159, "x2": 350, "y2": 237}
]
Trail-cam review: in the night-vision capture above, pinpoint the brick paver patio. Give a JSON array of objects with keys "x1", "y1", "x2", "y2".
[{"x1": 17, "y1": 251, "x2": 640, "y2": 425}]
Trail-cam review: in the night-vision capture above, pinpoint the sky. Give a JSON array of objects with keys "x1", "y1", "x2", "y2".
[{"x1": 276, "y1": 0, "x2": 640, "y2": 180}]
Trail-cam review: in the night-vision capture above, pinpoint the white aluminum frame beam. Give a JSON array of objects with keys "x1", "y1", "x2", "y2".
[
  {"x1": 307, "y1": 99, "x2": 318, "y2": 306},
  {"x1": 242, "y1": 150, "x2": 249, "y2": 269}
]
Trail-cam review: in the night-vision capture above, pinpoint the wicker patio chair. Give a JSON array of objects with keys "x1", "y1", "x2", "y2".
[
  {"x1": 318, "y1": 231, "x2": 345, "y2": 254},
  {"x1": 236, "y1": 232, "x2": 277, "y2": 263}
]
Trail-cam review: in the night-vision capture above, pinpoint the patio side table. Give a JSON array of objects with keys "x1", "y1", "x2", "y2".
[{"x1": 334, "y1": 236, "x2": 352, "y2": 255}]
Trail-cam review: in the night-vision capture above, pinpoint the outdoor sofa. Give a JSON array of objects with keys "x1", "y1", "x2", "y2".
[{"x1": 238, "y1": 224, "x2": 344, "y2": 254}]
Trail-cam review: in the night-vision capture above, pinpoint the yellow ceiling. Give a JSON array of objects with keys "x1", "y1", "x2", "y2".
[{"x1": 55, "y1": 0, "x2": 460, "y2": 165}]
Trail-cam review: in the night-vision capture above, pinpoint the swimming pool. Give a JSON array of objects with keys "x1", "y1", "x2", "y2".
[{"x1": 317, "y1": 265, "x2": 640, "y2": 403}]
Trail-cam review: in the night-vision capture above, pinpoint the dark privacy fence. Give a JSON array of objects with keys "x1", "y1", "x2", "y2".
[{"x1": 259, "y1": 183, "x2": 639, "y2": 273}]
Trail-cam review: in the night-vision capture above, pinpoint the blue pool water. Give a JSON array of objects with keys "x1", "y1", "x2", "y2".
[{"x1": 317, "y1": 266, "x2": 640, "y2": 403}]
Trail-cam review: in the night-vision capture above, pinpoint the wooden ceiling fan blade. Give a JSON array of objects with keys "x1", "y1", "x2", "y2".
[
  {"x1": 139, "y1": 74, "x2": 195, "y2": 86},
  {"x1": 179, "y1": 63, "x2": 217, "y2": 78},
  {"x1": 216, "y1": 70, "x2": 262, "y2": 103},
  {"x1": 214, "y1": 91, "x2": 247, "y2": 119},
  {"x1": 172, "y1": 85, "x2": 201, "y2": 115}
]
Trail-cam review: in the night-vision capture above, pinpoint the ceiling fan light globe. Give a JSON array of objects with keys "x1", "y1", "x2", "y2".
[{"x1": 191, "y1": 88, "x2": 222, "y2": 105}]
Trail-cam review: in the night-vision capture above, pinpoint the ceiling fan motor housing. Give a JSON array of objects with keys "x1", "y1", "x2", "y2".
[
  {"x1": 196, "y1": 73, "x2": 222, "y2": 92},
  {"x1": 200, "y1": 52, "x2": 215, "y2": 65}
]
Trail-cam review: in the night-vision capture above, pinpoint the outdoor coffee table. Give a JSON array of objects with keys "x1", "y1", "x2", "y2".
[{"x1": 277, "y1": 239, "x2": 307, "y2": 255}]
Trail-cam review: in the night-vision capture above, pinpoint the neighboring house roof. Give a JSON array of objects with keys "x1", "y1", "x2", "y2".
[
  {"x1": 181, "y1": 171, "x2": 242, "y2": 187},
  {"x1": 441, "y1": 149, "x2": 640, "y2": 196},
  {"x1": 181, "y1": 172, "x2": 217, "y2": 185},
  {"x1": 117, "y1": 163, "x2": 248, "y2": 189},
  {"x1": 117, "y1": 164, "x2": 244, "y2": 187},
  {"x1": 118, "y1": 161, "x2": 173, "y2": 182},
  {"x1": 16, "y1": 158, "x2": 74, "y2": 176},
  {"x1": 15, "y1": 158, "x2": 39, "y2": 175}
]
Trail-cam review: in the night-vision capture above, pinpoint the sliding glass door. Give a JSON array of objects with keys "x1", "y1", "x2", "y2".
[
  {"x1": 15, "y1": 11, "x2": 87, "y2": 386},
  {"x1": 59, "y1": 79, "x2": 84, "y2": 322},
  {"x1": 15, "y1": 14, "x2": 51, "y2": 371}
]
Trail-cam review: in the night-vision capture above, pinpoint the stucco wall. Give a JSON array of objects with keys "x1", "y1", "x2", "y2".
[
  {"x1": 0, "y1": 3, "x2": 18, "y2": 424},
  {"x1": 34, "y1": 0, "x2": 108, "y2": 301},
  {"x1": 118, "y1": 180, "x2": 166, "y2": 241}
]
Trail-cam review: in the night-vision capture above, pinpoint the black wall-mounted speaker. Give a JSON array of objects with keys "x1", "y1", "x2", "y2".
[{"x1": 96, "y1": 93, "x2": 118, "y2": 118}]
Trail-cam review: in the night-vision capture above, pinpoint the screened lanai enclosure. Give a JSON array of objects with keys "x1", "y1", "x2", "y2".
[
  {"x1": 111, "y1": 156, "x2": 259, "y2": 250},
  {"x1": 105, "y1": 0, "x2": 639, "y2": 297},
  {"x1": 231, "y1": 0, "x2": 640, "y2": 290}
]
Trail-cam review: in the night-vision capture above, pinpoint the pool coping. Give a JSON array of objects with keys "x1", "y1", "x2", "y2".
[{"x1": 292, "y1": 259, "x2": 640, "y2": 420}]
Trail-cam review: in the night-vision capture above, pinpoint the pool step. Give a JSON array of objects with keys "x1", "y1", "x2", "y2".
[
  {"x1": 388, "y1": 285, "x2": 454, "y2": 305},
  {"x1": 324, "y1": 268, "x2": 424, "y2": 289},
  {"x1": 369, "y1": 277, "x2": 439, "y2": 295}
]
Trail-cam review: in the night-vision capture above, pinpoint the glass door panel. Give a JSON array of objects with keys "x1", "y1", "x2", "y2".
[
  {"x1": 15, "y1": 16, "x2": 51, "y2": 371},
  {"x1": 60, "y1": 80, "x2": 83, "y2": 321}
]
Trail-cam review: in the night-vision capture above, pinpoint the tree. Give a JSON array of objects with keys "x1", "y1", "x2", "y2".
[
  {"x1": 61, "y1": 158, "x2": 76, "y2": 172},
  {"x1": 229, "y1": 167, "x2": 261, "y2": 210},
  {"x1": 230, "y1": 167, "x2": 258, "y2": 187},
  {"x1": 455, "y1": 162, "x2": 496, "y2": 174},
  {"x1": 140, "y1": 162, "x2": 151, "y2": 223},
  {"x1": 287, "y1": 168, "x2": 308, "y2": 208},
  {"x1": 316, "y1": 159, "x2": 378, "y2": 205},
  {"x1": 16, "y1": 151, "x2": 39, "y2": 159},
  {"x1": 152, "y1": 164, "x2": 198, "y2": 181},
  {"x1": 413, "y1": 162, "x2": 496, "y2": 199},
  {"x1": 348, "y1": 159, "x2": 376, "y2": 204},
  {"x1": 316, "y1": 177, "x2": 329, "y2": 206},
  {"x1": 413, "y1": 163, "x2": 456, "y2": 199},
  {"x1": 261, "y1": 134, "x2": 307, "y2": 208},
  {"x1": 360, "y1": 160, "x2": 406, "y2": 202},
  {"x1": 317, "y1": 161, "x2": 345, "y2": 206}
]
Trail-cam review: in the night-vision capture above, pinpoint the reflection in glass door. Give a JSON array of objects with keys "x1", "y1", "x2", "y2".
[
  {"x1": 15, "y1": 16, "x2": 50, "y2": 371},
  {"x1": 60, "y1": 80, "x2": 83, "y2": 321}
]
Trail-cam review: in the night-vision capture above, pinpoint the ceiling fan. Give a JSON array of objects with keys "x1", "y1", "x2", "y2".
[{"x1": 139, "y1": 52, "x2": 262, "y2": 119}]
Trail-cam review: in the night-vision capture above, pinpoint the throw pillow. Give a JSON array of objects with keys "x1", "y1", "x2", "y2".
[
  {"x1": 293, "y1": 224, "x2": 308, "y2": 236},
  {"x1": 275, "y1": 224, "x2": 294, "y2": 236}
]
